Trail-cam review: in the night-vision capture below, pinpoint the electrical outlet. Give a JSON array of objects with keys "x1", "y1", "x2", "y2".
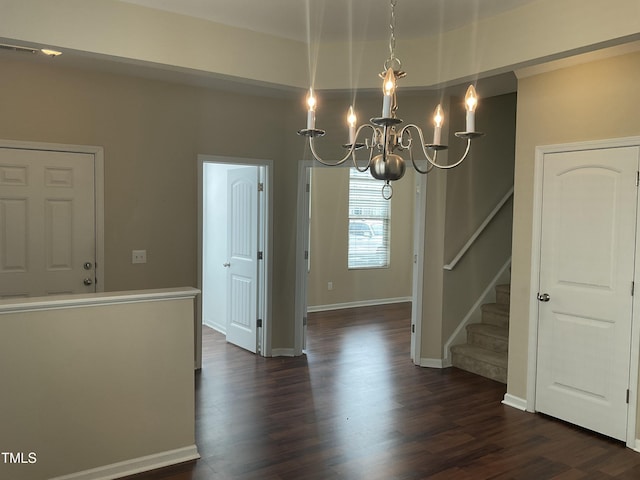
[
  {"x1": 328, "y1": 281, "x2": 333, "y2": 291},
  {"x1": 132, "y1": 249, "x2": 147, "y2": 264}
]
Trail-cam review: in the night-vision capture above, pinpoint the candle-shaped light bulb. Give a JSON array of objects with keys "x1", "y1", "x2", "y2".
[
  {"x1": 383, "y1": 67, "x2": 396, "y2": 96},
  {"x1": 382, "y1": 67, "x2": 396, "y2": 117},
  {"x1": 347, "y1": 106, "x2": 357, "y2": 144},
  {"x1": 433, "y1": 104, "x2": 444, "y2": 145},
  {"x1": 306, "y1": 88, "x2": 317, "y2": 130},
  {"x1": 464, "y1": 85, "x2": 478, "y2": 132}
]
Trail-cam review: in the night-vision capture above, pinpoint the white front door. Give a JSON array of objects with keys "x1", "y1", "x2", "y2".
[
  {"x1": 0, "y1": 148, "x2": 96, "y2": 298},
  {"x1": 535, "y1": 146, "x2": 639, "y2": 441},
  {"x1": 226, "y1": 167, "x2": 259, "y2": 353}
]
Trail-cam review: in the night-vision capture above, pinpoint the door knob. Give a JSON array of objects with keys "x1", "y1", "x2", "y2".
[
  {"x1": 83, "y1": 278, "x2": 93, "y2": 286},
  {"x1": 223, "y1": 263, "x2": 231, "y2": 268},
  {"x1": 537, "y1": 293, "x2": 550, "y2": 302}
]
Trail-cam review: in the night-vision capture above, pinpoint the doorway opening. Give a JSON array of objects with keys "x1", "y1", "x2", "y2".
[
  {"x1": 295, "y1": 161, "x2": 426, "y2": 362},
  {"x1": 197, "y1": 155, "x2": 272, "y2": 368}
]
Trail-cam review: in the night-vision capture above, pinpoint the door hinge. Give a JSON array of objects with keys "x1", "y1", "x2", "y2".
[
  {"x1": 304, "y1": 250, "x2": 309, "y2": 260},
  {"x1": 632, "y1": 281, "x2": 635, "y2": 296},
  {"x1": 258, "y1": 182, "x2": 264, "y2": 192},
  {"x1": 636, "y1": 171, "x2": 639, "y2": 187},
  {"x1": 411, "y1": 324, "x2": 415, "y2": 334},
  {"x1": 303, "y1": 316, "x2": 307, "y2": 326},
  {"x1": 258, "y1": 251, "x2": 263, "y2": 260},
  {"x1": 306, "y1": 183, "x2": 310, "y2": 193},
  {"x1": 627, "y1": 389, "x2": 630, "y2": 404},
  {"x1": 257, "y1": 319, "x2": 263, "y2": 328}
]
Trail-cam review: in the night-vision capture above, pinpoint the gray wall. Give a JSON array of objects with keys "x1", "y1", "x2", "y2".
[{"x1": 0, "y1": 56, "x2": 299, "y2": 349}]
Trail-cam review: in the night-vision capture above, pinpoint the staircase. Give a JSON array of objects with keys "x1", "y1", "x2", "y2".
[{"x1": 450, "y1": 284, "x2": 510, "y2": 384}]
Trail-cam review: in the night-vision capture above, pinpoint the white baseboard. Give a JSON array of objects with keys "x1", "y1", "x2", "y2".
[
  {"x1": 634, "y1": 439, "x2": 640, "y2": 453},
  {"x1": 50, "y1": 445, "x2": 200, "y2": 480},
  {"x1": 502, "y1": 393, "x2": 527, "y2": 411},
  {"x1": 307, "y1": 297, "x2": 412, "y2": 313},
  {"x1": 270, "y1": 348, "x2": 296, "y2": 357},
  {"x1": 420, "y1": 358, "x2": 446, "y2": 368},
  {"x1": 203, "y1": 320, "x2": 225, "y2": 334}
]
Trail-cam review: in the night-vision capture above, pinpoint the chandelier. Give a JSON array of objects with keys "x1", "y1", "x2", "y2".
[{"x1": 297, "y1": 0, "x2": 484, "y2": 199}]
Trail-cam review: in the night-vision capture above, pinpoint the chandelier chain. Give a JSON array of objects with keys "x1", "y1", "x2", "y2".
[{"x1": 388, "y1": 0, "x2": 397, "y2": 62}]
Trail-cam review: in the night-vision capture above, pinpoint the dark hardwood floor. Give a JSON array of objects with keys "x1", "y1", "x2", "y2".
[{"x1": 126, "y1": 303, "x2": 640, "y2": 479}]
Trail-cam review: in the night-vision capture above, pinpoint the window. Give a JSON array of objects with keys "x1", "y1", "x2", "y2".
[{"x1": 348, "y1": 168, "x2": 390, "y2": 268}]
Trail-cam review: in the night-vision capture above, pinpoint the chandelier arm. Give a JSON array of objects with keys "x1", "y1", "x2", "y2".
[
  {"x1": 409, "y1": 144, "x2": 434, "y2": 175},
  {"x1": 308, "y1": 124, "x2": 379, "y2": 169},
  {"x1": 399, "y1": 127, "x2": 433, "y2": 175},
  {"x1": 439, "y1": 139, "x2": 472, "y2": 169},
  {"x1": 352, "y1": 124, "x2": 379, "y2": 172},
  {"x1": 401, "y1": 124, "x2": 472, "y2": 170},
  {"x1": 400, "y1": 124, "x2": 437, "y2": 165},
  {"x1": 307, "y1": 123, "x2": 370, "y2": 167},
  {"x1": 309, "y1": 136, "x2": 351, "y2": 167},
  {"x1": 352, "y1": 137, "x2": 377, "y2": 173}
]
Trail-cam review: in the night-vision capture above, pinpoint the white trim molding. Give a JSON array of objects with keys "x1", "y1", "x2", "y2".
[
  {"x1": 49, "y1": 445, "x2": 200, "y2": 480},
  {"x1": 444, "y1": 187, "x2": 514, "y2": 271},
  {"x1": 0, "y1": 287, "x2": 199, "y2": 314},
  {"x1": 411, "y1": 172, "x2": 427, "y2": 366},
  {"x1": 502, "y1": 394, "x2": 527, "y2": 411}
]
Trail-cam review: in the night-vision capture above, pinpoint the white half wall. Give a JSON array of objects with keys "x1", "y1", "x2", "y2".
[{"x1": 0, "y1": 288, "x2": 199, "y2": 480}]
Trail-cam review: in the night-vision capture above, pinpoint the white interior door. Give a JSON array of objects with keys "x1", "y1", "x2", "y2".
[
  {"x1": 535, "y1": 146, "x2": 639, "y2": 441},
  {"x1": 226, "y1": 167, "x2": 259, "y2": 353},
  {"x1": 0, "y1": 148, "x2": 96, "y2": 298}
]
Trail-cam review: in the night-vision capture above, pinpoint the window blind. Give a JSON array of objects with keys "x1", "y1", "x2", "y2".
[{"x1": 348, "y1": 168, "x2": 390, "y2": 269}]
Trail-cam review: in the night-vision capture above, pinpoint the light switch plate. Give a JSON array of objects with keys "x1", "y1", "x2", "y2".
[{"x1": 132, "y1": 249, "x2": 147, "y2": 264}]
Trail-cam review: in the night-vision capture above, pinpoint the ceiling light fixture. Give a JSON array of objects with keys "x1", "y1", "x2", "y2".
[
  {"x1": 40, "y1": 48, "x2": 63, "y2": 57},
  {"x1": 0, "y1": 44, "x2": 62, "y2": 57},
  {"x1": 297, "y1": 0, "x2": 484, "y2": 199}
]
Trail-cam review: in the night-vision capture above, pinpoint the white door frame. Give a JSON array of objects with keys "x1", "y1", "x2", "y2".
[
  {"x1": 294, "y1": 161, "x2": 312, "y2": 356},
  {"x1": 526, "y1": 136, "x2": 640, "y2": 448},
  {"x1": 197, "y1": 155, "x2": 272, "y2": 367},
  {"x1": 0, "y1": 138, "x2": 105, "y2": 292},
  {"x1": 410, "y1": 172, "x2": 427, "y2": 364},
  {"x1": 294, "y1": 160, "x2": 426, "y2": 362}
]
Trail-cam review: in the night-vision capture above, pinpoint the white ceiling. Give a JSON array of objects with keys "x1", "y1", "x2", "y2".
[{"x1": 119, "y1": 0, "x2": 538, "y2": 43}]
